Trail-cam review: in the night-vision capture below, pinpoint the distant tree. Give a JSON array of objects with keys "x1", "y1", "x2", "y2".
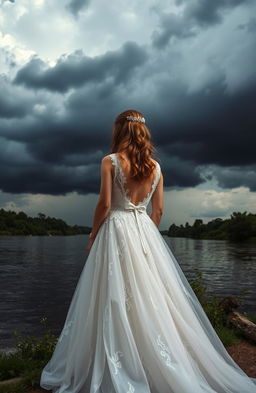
[
  {"x1": 0, "y1": 208, "x2": 91, "y2": 236},
  {"x1": 227, "y1": 211, "x2": 252, "y2": 242},
  {"x1": 193, "y1": 219, "x2": 203, "y2": 227},
  {"x1": 166, "y1": 211, "x2": 255, "y2": 243},
  {"x1": 16, "y1": 212, "x2": 28, "y2": 220},
  {"x1": 38, "y1": 213, "x2": 46, "y2": 219}
]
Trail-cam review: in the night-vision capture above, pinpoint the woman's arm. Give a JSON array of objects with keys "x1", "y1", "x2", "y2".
[
  {"x1": 150, "y1": 172, "x2": 164, "y2": 227},
  {"x1": 85, "y1": 156, "x2": 113, "y2": 252}
]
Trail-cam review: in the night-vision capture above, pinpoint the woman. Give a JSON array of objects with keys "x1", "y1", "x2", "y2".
[
  {"x1": 85, "y1": 110, "x2": 163, "y2": 253},
  {"x1": 40, "y1": 109, "x2": 256, "y2": 393}
]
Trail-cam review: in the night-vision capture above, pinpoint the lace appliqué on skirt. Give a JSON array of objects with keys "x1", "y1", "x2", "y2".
[
  {"x1": 156, "y1": 334, "x2": 175, "y2": 369},
  {"x1": 127, "y1": 381, "x2": 135, "y2": 392},
  {"x1": 110, "y1": 350, "x2": 124, "y2": 374},
  {"x1": 124, "y1": 284, "x2": 133, "y2": 311}
]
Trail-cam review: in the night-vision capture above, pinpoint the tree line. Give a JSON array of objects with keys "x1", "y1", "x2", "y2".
[
  {"x1": 162, "y1": 211, "x2": 256, "y2": 243},
  {"x1": 0, "y1": 209, "x2": 91, "y2": 236},
  {"x1": 1, "y1": 208, "x2": 255, "y2": 242}
]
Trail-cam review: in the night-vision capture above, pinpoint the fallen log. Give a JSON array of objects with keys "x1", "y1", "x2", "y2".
[
  {"x1": 218, "y1": 297, "x2": 256, "y2": 343},
  {"x1": 227, "y1": 311, "x2": 256, "y2": 343}
]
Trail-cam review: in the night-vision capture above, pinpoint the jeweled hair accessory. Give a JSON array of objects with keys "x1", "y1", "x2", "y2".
[{"x1": 126, "y1": 115, "x2": 145, "y2": 123}]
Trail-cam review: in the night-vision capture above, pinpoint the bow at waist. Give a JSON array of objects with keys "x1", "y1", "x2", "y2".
[
  {"x1": 125, "y1": 205, "x2": 147, "y2": 213},
  {"x1": 110, "y1": 205, "x2": 148, "y2": 255}
]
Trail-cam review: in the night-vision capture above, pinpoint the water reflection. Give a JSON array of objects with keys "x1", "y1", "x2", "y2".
[{"x1": 164, "y1": 236, "x2": 256, "y2": 311}]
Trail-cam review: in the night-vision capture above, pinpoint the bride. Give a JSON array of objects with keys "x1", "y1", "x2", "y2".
[{"x1": 40, "y1": 109, "x2": 256, "y2": 393}]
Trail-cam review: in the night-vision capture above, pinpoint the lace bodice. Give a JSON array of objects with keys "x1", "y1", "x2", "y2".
[{"x1": 108, "y1": 153, "x2": 161, "y2": 211}]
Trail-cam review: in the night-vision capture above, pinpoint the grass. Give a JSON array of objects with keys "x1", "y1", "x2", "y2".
[
  {"x1": 0, "y1": 317, "x2": 57, "y2": 392},
  {"x1": 188, "y1": 268, "x2": 249, "y2": 347}
]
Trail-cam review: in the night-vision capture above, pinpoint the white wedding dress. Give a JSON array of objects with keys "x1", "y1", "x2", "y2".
[{"x1": 40, "y1": 153, "x2": 256, "y2": 393}]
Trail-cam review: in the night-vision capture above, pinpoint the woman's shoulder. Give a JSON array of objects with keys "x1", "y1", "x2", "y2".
[
  {"x1": 151, "y1": 158, "x2": 161, "y2": 170},
  {"x1": 101, "y1": 154, "x2": 116, "y2": 167},
  {"x1": 102, "y1": 153, "x2": 115, "y2": 160}
]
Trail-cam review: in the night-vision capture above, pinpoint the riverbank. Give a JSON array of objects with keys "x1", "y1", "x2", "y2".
[{"x1": 226, "y1": 340, "x2": 256, "y2": 377}]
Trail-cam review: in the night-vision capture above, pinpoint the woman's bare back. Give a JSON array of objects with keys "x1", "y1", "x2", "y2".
[{"x1": 114, "y1": 152, "x2": 158, "y2": 206}]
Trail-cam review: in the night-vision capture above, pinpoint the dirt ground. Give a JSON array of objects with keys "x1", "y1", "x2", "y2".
[{"x1": 226, "y1": 340, "x2": 256, "y2": 378}]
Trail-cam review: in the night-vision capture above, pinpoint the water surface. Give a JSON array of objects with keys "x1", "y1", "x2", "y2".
[{"x1": 0, "y1": 235, "x2": 255, "y2": 352}]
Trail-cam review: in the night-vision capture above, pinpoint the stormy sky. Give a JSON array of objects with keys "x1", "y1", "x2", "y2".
[{"x1": 0, "y1": 0, "x2": 256, "y2": 230}]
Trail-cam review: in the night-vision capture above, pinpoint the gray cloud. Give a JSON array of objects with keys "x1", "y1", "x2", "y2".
[
  {"x1": 152, "y1": 13, "x2": 196, "y2": 48},
  {"x1": 0, "y1": 76, "x2": 30, "y2": 119},
  {"x1": 152, "y1": 0, "x2": 251, "y2": 48},
  {"x1": 156, "y1": 152, "x2": 203, "y2": 189},
  {"x1": 0, "y1": 160, "x2": 100, "y2": 195},
  {"x1": 1, "y1": 0, "x2": 15, "y2": 4},
  {"x1": 66, "y1": 0, "x2": 90, "y2": 16},
  {"x1": 14, "y1": 42, "x2": 148, "y2": 92},
  {"x1": 238, "y1": 16, "x2": 256, "y2": 32},
  {"x1": 154, "y1": 78, "x2": 256, "y2": 168},
  {"x1": 1, "y1": 50, "x2": 256, "y2": 194},
  {"x1": 200, "y1": 164, "x2": 256, "y2": 191},
  {"x1": 186, "y1": 0, "x2": 248, "y2": 26},
  {"x1": 1, "y1": 1, "x2": 256, "y2": 198}
]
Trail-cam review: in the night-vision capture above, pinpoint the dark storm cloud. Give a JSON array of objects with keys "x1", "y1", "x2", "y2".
[
  {"x1": 157, "y1": 153, "x2": 203, "y2": 189},
  {"x1": 0, "y1": 160, "x2": 100, "y2": 195},
  {"x1": 1, "y1": 60, "x2": 256, "y2": 194},
  {"x1": 186, "y1": 0, "x2": 248, "y2": 26},
  {"x1": 153, "y1": 78, "x2": 256, "y2": 168},
  {"x1": 0, "y1": 69, "x2": 205, "y2": 194},
  {"x1": 0, "y1": 131, "x2": 102, "y2": 195},
  {"x1": 66, "y1": 0, "x2": 90, "y2": 16},
  {"x1": 0, "y1": 76, "x2": 29, "y2": 118},
  {"x1": 152, "y1": 0, "x2": 251, "y2": 48},
  {"x1": 1, "y1": 107, "x2": 110, "y2": 164},
  {"x1": 151, "y1": 13, "x2": 196, "y2": 48},
  {"x1": 14, "y1": 42, "x2": 148, "y2": 92},
  {"x1": 1, "y1": 0, "x2": 256, "y2": 200},
  {"x1": 201, "y1": 164, "x2": 256, "y2": 191},
  {"x1": 0, "y1": 94, "x2": 26, "y2": 118}
]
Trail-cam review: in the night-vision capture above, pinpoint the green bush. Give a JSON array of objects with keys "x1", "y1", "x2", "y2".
[
  {"x1": 0, "y1": 317, "x2": 58, "y2": 391},
  {"x1": 13, "y1": 318, "x2": 58, "y2": 365},
  {"x1": 0, "y1": 353, "x2": 26, "y2": 380},
  {"x1": 188, "y1": 268, "x2": 244, "y2": 346}
]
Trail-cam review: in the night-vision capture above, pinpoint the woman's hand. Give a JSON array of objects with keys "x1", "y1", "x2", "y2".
[
  {"x1": 85, "y1": 156, "x2": 112, "y2": 253},
  {"x1": 85, "y1": 232, "x2": 96, "y2": 253}
]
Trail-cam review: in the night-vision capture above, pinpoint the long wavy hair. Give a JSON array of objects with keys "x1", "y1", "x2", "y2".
[{"x1": 110, "y1": 109, "x2": 157, "y2": 181}]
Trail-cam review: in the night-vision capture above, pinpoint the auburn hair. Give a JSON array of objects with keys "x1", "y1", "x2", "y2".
[{"x1": 110, "y1": 109, "x2": 157, "y2": 181}]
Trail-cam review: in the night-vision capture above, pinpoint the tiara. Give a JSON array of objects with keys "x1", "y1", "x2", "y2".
[{"x1": 126, "y1": 115, "x2": 145, "y2": 123}]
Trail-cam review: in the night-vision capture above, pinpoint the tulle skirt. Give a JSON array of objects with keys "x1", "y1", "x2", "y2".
[{"x1": 40, "y1": 209, "x2": 256, "y2": 393}]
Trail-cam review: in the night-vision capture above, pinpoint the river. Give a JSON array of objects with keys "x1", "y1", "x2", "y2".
[{"x1": 0, "y1": 235, "x2": 255, "y2": 352}]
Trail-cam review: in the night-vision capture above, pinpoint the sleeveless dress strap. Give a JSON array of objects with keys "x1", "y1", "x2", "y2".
[
  {"x1": 109, "y1": 153, "x2": 117, "y2": 181},
  {"x1": 150, "y1": 161, "x2": 161, "y2": 197}
]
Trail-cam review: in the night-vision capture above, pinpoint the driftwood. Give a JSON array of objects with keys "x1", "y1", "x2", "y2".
[
  {"x1": 227, "y1": 311, "x2": 256, "y2": 343},
  {"x1": 218, "y1": 297, "x2": 256, "y2": 343}
]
